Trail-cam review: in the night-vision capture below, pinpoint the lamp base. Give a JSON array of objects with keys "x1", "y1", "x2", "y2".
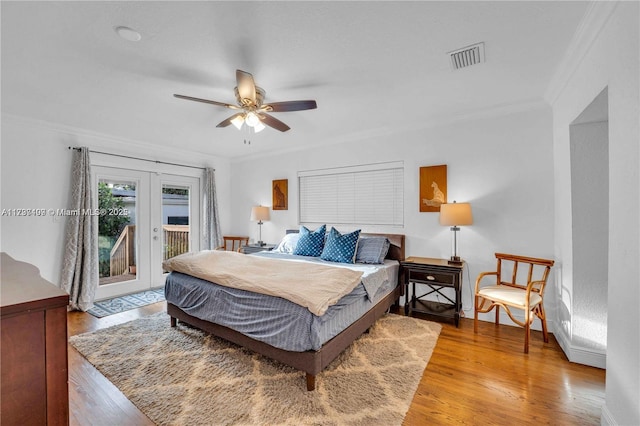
[
  {"x1": 448, "y1": 256, "x2": 463, "y2": 265},
  {"x1": 257, "y1": 240, "x2": 266, "y2": 247}
]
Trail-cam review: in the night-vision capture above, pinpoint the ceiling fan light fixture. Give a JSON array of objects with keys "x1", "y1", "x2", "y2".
[
  {"x1": 253, "y1": 120, "x2": 266, "y2": 133},
  {"x1": 175, "y1": 69, "x2": 317, "y2": 133},
  {"x1": 230, "y1": 114, "x2": 245, "y2": 130},
  {"x1": 245, "y1": 112, "x2": 260, "y2": 127}
]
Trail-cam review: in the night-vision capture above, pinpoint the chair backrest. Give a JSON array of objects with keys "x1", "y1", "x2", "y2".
[
  {"x1": 494, "y1": 253, "x2": 555, "y2": 295},
  {"x1": 220, "y1": 236, "x2": 249, "y2": 252}
]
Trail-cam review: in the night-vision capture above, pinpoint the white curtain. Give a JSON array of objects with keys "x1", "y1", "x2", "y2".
[
  {"x1": 202, "y1": 167, "x2": 222, "y2": 250},
  {"x1": 60, "y1": 147, "x2": 98, "y2": 311}
]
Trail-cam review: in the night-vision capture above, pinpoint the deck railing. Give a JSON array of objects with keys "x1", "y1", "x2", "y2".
[
  {"x1": 110, "y1": 225, "x2": 136, "y2": 276},
  {"x1": 109, "y1": 224, "x2": 190, "y2": 276},
  {"x1": 163, "y1": 225, "x2": 190, "y2": 260}
]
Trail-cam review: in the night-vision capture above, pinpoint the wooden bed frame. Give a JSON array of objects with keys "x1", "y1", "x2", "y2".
[{"x1": 167, "y1": 232, "x2": 405, "y2": 391}]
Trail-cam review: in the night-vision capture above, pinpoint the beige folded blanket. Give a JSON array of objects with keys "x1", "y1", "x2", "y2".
[{"x1": 163, "y1": 250, "x2": 364, "y2": 316}]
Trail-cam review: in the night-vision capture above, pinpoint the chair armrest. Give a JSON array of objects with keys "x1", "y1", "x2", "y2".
[
  {"x1": 527, "y1": 279, "x2": 546, "y2": 294},
  {"x1": 475, "y1": 271, "x2": 498, "y2": 294}
]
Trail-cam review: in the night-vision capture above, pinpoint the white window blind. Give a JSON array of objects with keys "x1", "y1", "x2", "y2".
[{"x1": 298, "y1": 162, "x2": 404, "y2": 226}]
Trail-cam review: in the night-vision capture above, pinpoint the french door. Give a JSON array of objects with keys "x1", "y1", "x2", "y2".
[{"x1": 93, "y1": 165, "x2": 200, "y2": 300}]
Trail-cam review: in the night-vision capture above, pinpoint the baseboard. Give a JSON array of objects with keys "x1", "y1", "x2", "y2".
[
  {"x1": 570, "y1": 345, "x2": 606, "y2": 369},
  {"x1": 554, "y1": 323, "x2": 573, "y2": 359},
  {"x1": 600, "y1": 404, "x2": 615, "y2": 425},
  {"x1": 476, "y1": 310, "x2": 606, "y2": 368},
  {"x1": 552, "y1": 321, "x2": 606, "y2": 369}
]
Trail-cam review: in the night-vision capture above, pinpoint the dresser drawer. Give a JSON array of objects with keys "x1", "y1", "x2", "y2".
[{"x1": 408, "y1": 269, "x2": 455, "y2": 285}]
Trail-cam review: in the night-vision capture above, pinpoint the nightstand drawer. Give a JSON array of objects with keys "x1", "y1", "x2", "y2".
[{"x1": 408, "y1": 269, "x2": 454, "y2": 285}]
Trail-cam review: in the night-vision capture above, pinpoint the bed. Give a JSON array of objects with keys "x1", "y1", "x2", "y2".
[{"x1": 164, "y1": 230, "x2": 405, "y2": 391}]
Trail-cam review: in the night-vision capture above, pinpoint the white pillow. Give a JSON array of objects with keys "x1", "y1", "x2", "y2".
[{"x1": 272, "y1": 233, "x2": 301, "y2": 254}]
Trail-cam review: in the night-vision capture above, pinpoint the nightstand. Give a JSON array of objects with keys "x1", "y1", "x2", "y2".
[
  {"x1": 401, "y1": 256, "x2": 464, "y2": 327},
  {"x1": 241, "y1": 244, "x2": 276, "y2": 254}
]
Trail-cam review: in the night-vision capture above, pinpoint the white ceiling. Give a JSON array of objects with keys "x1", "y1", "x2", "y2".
[{"x1": 1, "y1": 1, "x2": 590, "y2": 160}]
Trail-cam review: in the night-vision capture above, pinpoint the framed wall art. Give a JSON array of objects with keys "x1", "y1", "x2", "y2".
[
  {"x1": 272, "y1": 179, "x2": 288, "y2": 210},
  {"x1": 419, "y1": 165, "x2": 447, "y2": 212}
]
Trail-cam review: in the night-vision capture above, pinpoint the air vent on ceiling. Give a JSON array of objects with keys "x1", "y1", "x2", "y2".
[{"x1": 448, "y1": 42, "x2": 485, "y2": 70}]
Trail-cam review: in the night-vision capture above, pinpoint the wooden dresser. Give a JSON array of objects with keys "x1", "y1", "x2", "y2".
[{"x1": 1, "y1": 253, "x2": 69, "y2": 425}]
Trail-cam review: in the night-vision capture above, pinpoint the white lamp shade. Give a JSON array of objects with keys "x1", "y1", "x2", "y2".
[
  {"x1": 250, "y1": 206, "x2": 270, "y2": 222},
  {"x1": 253, "y1": 120, "x2": 266, "y2": 133},
  {"x1": 439, "y1": 202, "x2": 473, "y2": 226},
  {"x1": 245, "y1": 112, "x2": 260, "y2": 127},
  {"x1": 230, "y1": 114, "x2": 245, "y2": 130}
]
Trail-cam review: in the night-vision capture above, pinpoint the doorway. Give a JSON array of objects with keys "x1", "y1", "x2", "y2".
[
  {"x1": 569, "y1": 87, "x2": 609, "y2": 355},
  {"x1": 93, "y1": 165, "x2": 200, "y2": 300}
]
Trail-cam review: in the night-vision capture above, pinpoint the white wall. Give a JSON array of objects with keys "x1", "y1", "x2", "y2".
[
  {"x1": 0, "y1": 114, "x2": 232, "y2": 285},
  {"x1": 230, "y1": 107, "x2": 556, "y2": 325},
  {"x1": 570, "y1": 120, "x2": 608, "y2": 352},
  {"x1": 547, "y1": 2, "x2": 639, "y2": 424}
]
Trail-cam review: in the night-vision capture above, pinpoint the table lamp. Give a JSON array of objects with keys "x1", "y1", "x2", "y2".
[
  {"x1": 439, "y1": 201, "x2": 473, "y2": 265},
  {"x1": 250, "y1": 206, "x2": 270, "y2": 246}
]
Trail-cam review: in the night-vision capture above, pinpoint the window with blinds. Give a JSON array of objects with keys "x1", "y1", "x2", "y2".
[{"x1": 298, "y1": 161, "x2": 404, "y2": 226}]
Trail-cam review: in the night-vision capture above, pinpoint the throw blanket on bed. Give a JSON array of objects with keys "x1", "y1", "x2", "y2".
[{"x1": 163, "y1": 250, "x2": 364, "y2": 316}]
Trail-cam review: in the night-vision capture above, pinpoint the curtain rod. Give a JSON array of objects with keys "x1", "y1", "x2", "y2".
[{"x1": 68, "y1": 147, "x2": 211, "y2": 171}]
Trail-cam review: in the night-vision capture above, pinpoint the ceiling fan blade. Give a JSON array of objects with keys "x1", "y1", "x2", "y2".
[
  {"x1": 174, "y1": 94, "x2": 238, "y2": 109},
  {"x1": 216, "y1": 113, "x2": 244, "y2": 128},
  {"x1": 261, "y1": 100, "x2": 318, "y2": 112},
  {"x1": 236, "y1": 69, "x2": 256, "y2": 105},
  {"x1": 259, "y1": 113, "x2": 291, "y2": 132},
  {"x1": 263, "y1": 100, "x2": 317, "y2": 112}
]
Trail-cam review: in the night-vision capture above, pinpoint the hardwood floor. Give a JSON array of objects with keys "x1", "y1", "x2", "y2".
[
  {"x1": 67, "y1": 304, "x2": 605, "y2": 425},
  {"x1": 403, "y1": 312, "x2": 605, "y2": 425}
]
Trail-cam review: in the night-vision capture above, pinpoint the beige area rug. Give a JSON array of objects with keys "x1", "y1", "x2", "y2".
[{"x1": 70, "y1": 312, "x2": 441, "y2": 426}]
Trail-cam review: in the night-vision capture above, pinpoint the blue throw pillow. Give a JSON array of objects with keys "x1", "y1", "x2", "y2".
[
  {"x1": 293, "y1": 225, "x2": 326, "y2": 257},
  {"x1": 355, "y1": 237, "x2": 390, "y2": 264},
  {"x1": 321, "y1": 227, "x2": 361, "y2": 263}
]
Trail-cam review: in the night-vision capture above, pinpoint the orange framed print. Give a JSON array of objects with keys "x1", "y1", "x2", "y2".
[
  {"x1": 272, "y1": 179, "x2": 288, "y2": 210},
  {"x1": 419, "y1": 165, "x2": 447, "y2": 212}
]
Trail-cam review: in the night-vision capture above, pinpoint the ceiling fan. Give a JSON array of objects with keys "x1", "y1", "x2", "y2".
[{"x1": 174, "y1": 69, "x2": 317, "y2": 133}]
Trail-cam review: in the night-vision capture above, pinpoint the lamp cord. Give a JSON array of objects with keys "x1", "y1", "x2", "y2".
[{"x1": 460, "y1": 262, "x2": 474, "y2": 318}]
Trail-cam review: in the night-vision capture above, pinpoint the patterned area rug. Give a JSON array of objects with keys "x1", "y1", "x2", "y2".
[
  {"x1": 70, "y1": 312, "x2": 441, "y2": 425},
  {"x1": 87, "y1": 289, "x2": 165, "y2": 318}
]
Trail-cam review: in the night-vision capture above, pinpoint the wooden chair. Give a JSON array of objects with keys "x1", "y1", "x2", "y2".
[
  {"x1": 474, "y1": 253, "x2": 555, "y2": 353},
  {"x1": 216, "y1": 236, "x2": 249, "y2": 252}
]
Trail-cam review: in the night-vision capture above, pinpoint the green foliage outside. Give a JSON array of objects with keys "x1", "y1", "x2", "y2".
[
  {"x1": 98, "y1": 182, "x2": 132, "y2": 277},
  {"x1": 99, "y1": 182, "x2": 130, "y2": 237}
]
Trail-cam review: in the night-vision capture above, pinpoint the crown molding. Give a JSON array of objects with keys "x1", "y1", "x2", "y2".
[
  {"x1": 5, "y1": 94, "x2": 549, "y2": 166},
  {"x1": 544, "y1": 1, "x2": 619, "y2": 105},
  {"x1": 2, "y1": 113, "x2": 227, "y2": 167},
  {"x1": 231, "y1": 98, "x2": 549, "y2": 164}
]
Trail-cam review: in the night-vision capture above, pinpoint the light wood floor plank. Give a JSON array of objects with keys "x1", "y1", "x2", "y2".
[{"x1": 403, "y1": 313, "x2": 605, "y2": 425}]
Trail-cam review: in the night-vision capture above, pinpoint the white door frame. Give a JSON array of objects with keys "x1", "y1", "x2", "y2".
[
  {"x1": 92, "y1": 155, "x2": 201, "y2": 300},
  {"x1": 151, "y1": 173, "x2": 200, "y2": 286},
  {"x1": 93, "y1": 166, "x2": 151, "y2": 300}
]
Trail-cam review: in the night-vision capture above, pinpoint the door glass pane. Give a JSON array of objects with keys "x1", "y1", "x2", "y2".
[
  {"x1": 162, "y1": 184, "x2": 190, "y2": 271},
  {"x1": 98, "y1": 180, "x2": 137, "y2": 285}
]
